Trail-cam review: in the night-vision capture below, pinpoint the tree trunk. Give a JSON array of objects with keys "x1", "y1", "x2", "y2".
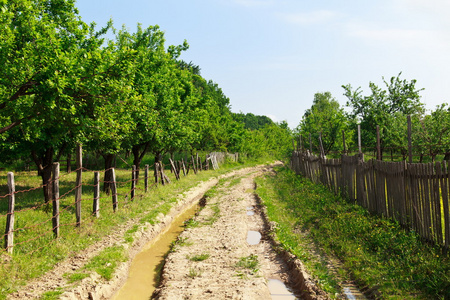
[
  {"x1": 102, "y1": 153, "x2": 116, "y2": 194},
  {"x1": 31, "y1": 147, "x2": 54, "y2": 203},
  {"x1": 132, "y1": 142, "x2": 150, "y2": 185}
]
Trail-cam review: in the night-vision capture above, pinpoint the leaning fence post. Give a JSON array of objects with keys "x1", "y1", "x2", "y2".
[
  {"x1": 75, "y1": 144, "x2": 82, "y2": 227},
  {"x1": 52, "y1": 163, "x2": 60, "y2": 238},
  {"x1": 131, "y1": 165, "x2": 136, "y2": 201},
  {"x1": 93, "y1": 172, "x2": 100, "y2": 217},
  {"x1": 4, "y1": 172, "x2": 15, "y2": 253},
  {"x1": 144, "y1": 164, "x2": 149, "y2": 192},
  {"x1": 111, "y1": 168, "x2": 118, "y2": 212},
  {"x1": 191, "y1": 156, "x2": 197, "y2": 174}
]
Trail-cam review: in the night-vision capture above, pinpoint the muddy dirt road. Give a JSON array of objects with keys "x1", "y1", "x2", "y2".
[
  {"x1": 152, "y1": 163, "x2": 305, "y2": 299},
  {"x1": 8, "y1": 164, "x2": 329, "y2": 300}
]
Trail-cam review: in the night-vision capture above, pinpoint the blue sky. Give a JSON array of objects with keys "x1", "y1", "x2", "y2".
[{"x1": 75, "y1": 0, "x2": 450, "y2": 128}]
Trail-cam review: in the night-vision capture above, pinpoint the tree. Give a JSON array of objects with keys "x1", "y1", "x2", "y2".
[
  {"x1": 297, "y1": 92, "x2": 352, "y2": 156},
  {"x1": 343, "y1": 73, "x2": 424, "y2": 158},
  {"x1": 415, "y1": 104, "x2": 450, "y2": 162}
]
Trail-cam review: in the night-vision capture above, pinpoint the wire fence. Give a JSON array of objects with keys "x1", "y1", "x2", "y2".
[{"x1": 1, "y1": 150, "x2": 222, "y2": 256}]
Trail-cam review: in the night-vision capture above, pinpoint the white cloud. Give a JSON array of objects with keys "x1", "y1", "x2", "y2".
[{"x1": 277, "y1": 10, "x2": 339, "y2": 25}]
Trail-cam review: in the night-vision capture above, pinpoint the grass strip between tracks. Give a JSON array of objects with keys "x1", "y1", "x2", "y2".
[{"x1": 255, "y1": 165, "x2": 450, "y2": 299}]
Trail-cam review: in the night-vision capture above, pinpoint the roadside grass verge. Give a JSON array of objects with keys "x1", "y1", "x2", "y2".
[
  {"x1": 255, "y1": 166, "x2": 450, "y2": 299},
  {"x1": 0, "y1": 158, "x2": 253, "y2": 299}
]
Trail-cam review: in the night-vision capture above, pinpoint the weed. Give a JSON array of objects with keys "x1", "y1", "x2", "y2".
[
  {"x1": 187, "y1": 253, "x2": 210, "y2": 262},
  {"x1": 184, "y1": 218, "x2": 199, "y2": 228},
  {"x1": 176, "y1": 237, "x2": 193, "y2": 247},
  {"x1": 236, "y1": 254, "x2": 259, "y2": 275},
  {"x1": 187, "y1": 268, "x2": 202, "y2": 278},
  {"x1": 124, "y1": 224, "x2": 140, "y2": 244},
  {"x1": 63, "y1": 272, "x2": 90, "y2": 283},
  {"x1": 40, "y1": 288, "x2": 63, "y2": 300},
  {"x1": 202, "y1": 203, "x2": 220, "y2": 225}
]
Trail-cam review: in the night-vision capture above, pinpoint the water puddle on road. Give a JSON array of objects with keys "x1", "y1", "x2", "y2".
[
  {"x1": 247, "y1": 206, "x2": 255, "y2": 216},
  {"x1": 247, "y1": 230, "x2": 262, "y2": 245},
  {"x1": 268, "y1": 279, "x2": 297, "y2": 299},
  {"x1": 112, "y1": 203, "x2": 200, "y2": 300}
]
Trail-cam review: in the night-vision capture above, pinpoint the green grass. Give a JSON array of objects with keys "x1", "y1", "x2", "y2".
[
  {"x1": 187, "y1": 267, "x2": 202, "y2": 278},
  {"x1": 202, "y1": 202, "x2": 220, "y2": 226},
  {"x1": 235, "y1": 254, "x2": 259, "y2": 275},
  {"x1": 40, "y1": 289, "x2": 64, "y2": 300},
  {"x1": 63, "y1": 272, "x2": 90, "y2": 283},
  {"x1": 187, "y1": 253, "x2": 210, "y2": 262},
  {"x1": 255, "y1": 166, "x2": 450, "y2": 299},
  {"x1": 84, "y1": 245, "x2": 127, "y2": 280},
  {"x1": 0, "y1": 155, "x2": 248, "y2": 299}
]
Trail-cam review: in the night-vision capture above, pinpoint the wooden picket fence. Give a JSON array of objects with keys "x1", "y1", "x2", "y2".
[{"x1": 291, "y1": 151, "x2": 450, "y2": 248}]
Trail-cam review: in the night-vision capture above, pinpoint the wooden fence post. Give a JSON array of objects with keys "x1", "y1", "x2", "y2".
[
  {"x1": 358, "y1": 125, "x2": 362, "y2": 154},
  {"x1": 180, "y1": 159, "x2": 186, "y2": 176},
  {"x1": 4, "y1": 172, "x2": 15, "y2": 253},
  {"x1": 93, "y1": 172, "x2": 100, "y2": 217},
  {"x1": 191, "y1": 156, "x2": 197, "y2": 174},
  {"x1": 408, "y1": 115, "x2": 413, "y2": 163},
  {"x1": 111, "y1": 168, "x2": 118, "y2": 212},
  {"x1": 144, "y1": 164, "x2": 149, "y2": 192},
  {"x1": 131, "y1": 165, "x2": 136, "y2": 201},
  {"x1": 169, "y1": 159, "x2": 180, "y2": 180},
  {"x1": 154, "y1": 162, "x2": 159, "y2": 184},
  {"x1": 52, "y1": 163, "x2": 60, "y2": 238},
  {"x1": 318, "y1": 132, "x2": 325, "y2": 158},
  {"x1": 75, "y1": 144, "x2": 82, "y2": 227}
]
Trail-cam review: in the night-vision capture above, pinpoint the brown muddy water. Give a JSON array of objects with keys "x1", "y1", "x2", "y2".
[{"x1": 112, "y1": 203, "x2": 200, "y2": 300}]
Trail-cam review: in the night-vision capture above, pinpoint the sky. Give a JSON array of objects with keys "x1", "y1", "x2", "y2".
[{"x1": 75, "y1": 0, "x2": 450, "y2": 129}]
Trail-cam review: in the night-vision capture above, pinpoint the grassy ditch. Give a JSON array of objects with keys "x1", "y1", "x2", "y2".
[
  {"x1": 0, "y1": 158, "x2": 258, "y2": 299},
  {"x1": 255, "y1": 166, "x2": 450, "y2": 299}
]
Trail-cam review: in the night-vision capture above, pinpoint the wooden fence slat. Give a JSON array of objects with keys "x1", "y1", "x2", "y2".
[
  {"x1": 434, "y1": 162, "x2": 443, "y2": 244},
  {"x1": 441, "y1": 161, "x2": 450, "y2": 249}
]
